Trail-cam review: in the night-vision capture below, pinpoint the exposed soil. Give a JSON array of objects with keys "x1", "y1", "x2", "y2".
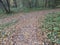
[{"x1": 0, "y1": 9, "x2": 60, "y2": 45}]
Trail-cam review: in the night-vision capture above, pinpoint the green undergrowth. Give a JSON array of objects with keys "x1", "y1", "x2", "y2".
[
  {"x1": 42, "y1": 12, "x2": 60, "y2": 44},
  {"x1": 10, "y1": 7, "x2": 44, "y2": 13},
  {"x1": 0, "y1": 7, "x2": 51, "y2": 19}
]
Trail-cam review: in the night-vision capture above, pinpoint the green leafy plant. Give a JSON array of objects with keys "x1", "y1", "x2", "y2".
[{"x1": 42, "y1": 12, "x2": 60, "y2": 44}]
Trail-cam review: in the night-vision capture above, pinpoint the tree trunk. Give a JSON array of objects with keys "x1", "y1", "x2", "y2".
[
  {"x1": 13, "y1": 0, "x2": 17, "y2": 7},
  {"x1": 0, "y1": 0, "x2": 9, "y2": 13},
  {"x1": 35, "y1": 0, "x2": 38, "y2": 7},
  {"x1": 45, "y1": 0, "x2": 47, "y2": 8},
  {"x1": 6, "y1": 0, "x2": 11, "y2": 13}
]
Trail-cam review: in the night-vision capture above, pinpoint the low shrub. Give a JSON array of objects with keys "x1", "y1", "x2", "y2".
[{"x1": 42, "y1": 12, "x2": 60, "y2": 44}]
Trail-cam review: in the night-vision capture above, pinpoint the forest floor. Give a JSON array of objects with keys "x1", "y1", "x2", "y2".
[{"x1": 0, "y1": 9, "x2": 60, "y2": 45}]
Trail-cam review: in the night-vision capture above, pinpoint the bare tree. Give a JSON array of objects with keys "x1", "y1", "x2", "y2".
[
  {"x1": 0, "y1": 0, "x2": 11, "y2": 13},
  {"x1": 13, "y1": 0, "x2": 17, "y2": 7},
  {"x1": 6, "y1": 0, "x2": 11, "y2": 13},
  {"x1": 0, "y1": 0, "x2": 8, "y2": 13}
]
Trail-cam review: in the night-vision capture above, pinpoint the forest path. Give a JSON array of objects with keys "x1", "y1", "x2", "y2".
[{"x1": 0, "y1": 9, "x2": 60, "y2": 45}]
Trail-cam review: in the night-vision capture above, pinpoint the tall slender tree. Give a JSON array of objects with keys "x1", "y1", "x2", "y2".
[
  {"x1": 0, "y1": 0, "x2": 11, "y2": 13},
  {"x1": 0, "y1": 0, "x2": 8, "y2": 13},
  {"x1": 6, "y1": 0, "x2": 11, "y2": 13},
  {"x1": 13, "y1": 0, "x2": 17, "y2": 7}
]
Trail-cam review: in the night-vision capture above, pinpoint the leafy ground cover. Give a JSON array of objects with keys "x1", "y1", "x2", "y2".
[
  {"x1": 0, "y1": 19, "x2": 18, "y2": 44},
  {"x1": 42, "y1": 12, "x2": 60, "y2": 44},
  {"x1": 0, "y1": 9, "x2": 60, "y2": 45}
]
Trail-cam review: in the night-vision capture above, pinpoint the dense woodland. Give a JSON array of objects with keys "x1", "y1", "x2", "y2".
[{"x1": 0, "y1": 0, "x2": 60, "y2": 13}]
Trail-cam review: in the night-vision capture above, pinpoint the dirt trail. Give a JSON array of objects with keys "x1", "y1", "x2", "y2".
[{"x1": 0, "y1": 9, "x2": 60, "y2": 45}]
